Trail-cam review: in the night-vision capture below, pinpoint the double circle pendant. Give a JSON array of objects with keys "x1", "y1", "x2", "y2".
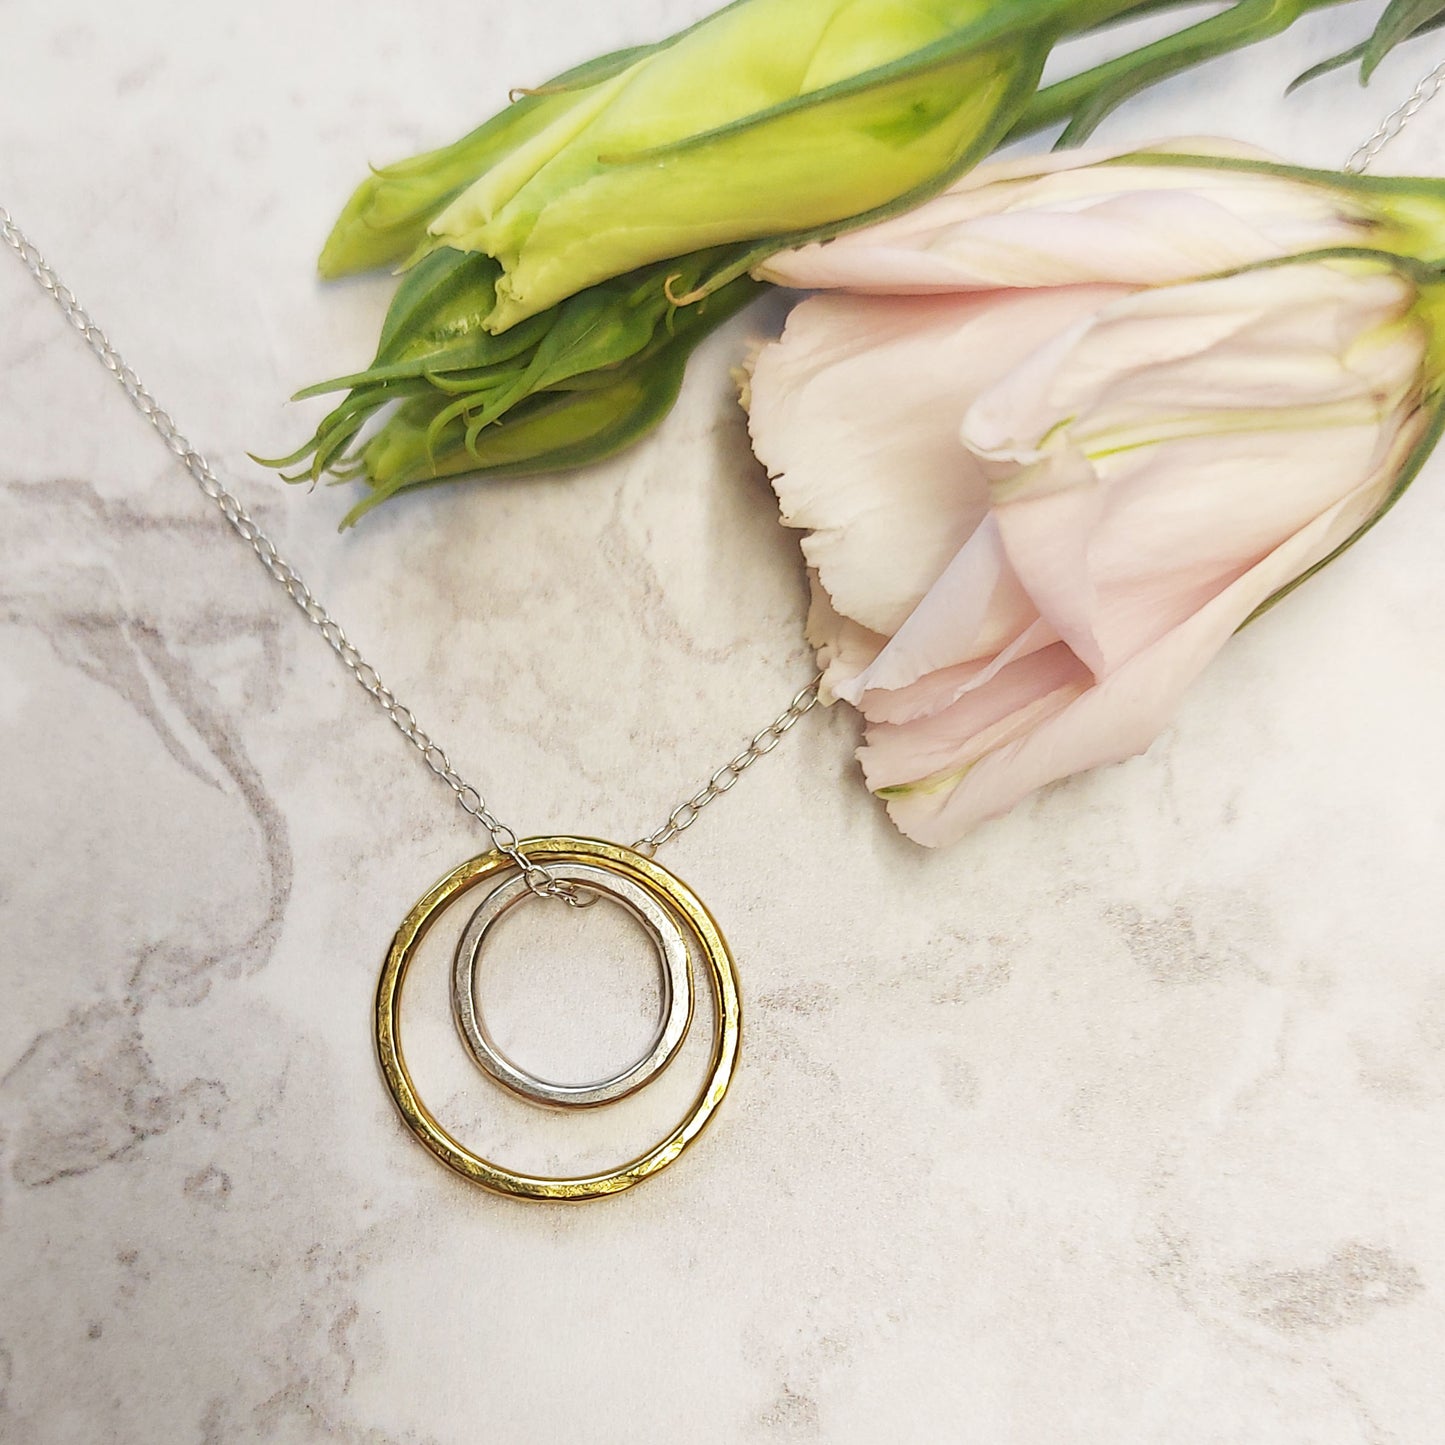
[{"x1": 374, "y1": 837, "x2": 740, "y2": 1201}]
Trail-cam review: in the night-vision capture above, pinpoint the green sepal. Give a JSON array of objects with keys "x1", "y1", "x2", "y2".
[
  {"x1": 373, "y1": 245, "x2": 498, "y2": 360},
  {"x1": 1243, "y1": 389, "x2": 1445, "y2": 626},
  {"x1": 1289, "y1": 40, "x2": 1372, "y2": 91},
  {"x1": 1008, "y1": 0, "x2": 1350, "y2": 146},
  {"x1": 1290, "y1": 0, "x2": 1445, "y2": 89},
  {"x1": 337, "y1": 273, "x2": 761, "y2": 525},
  {"x1": 316, "y1": 44, "x2": 668, "y2": 278},
  {"x1": 296, "y1": 249, "x2": 551, "y2": 398},
  {"x1": 1097, "y1": 149, "x2": 1445, "y2": 267},
  {"x1": 252, "y1": 376, "x2": 433, "y2": 477},
  {"x1": 1358, "y1": 0, "x2": 1445, "y2": 83},
  {"x1": 265, "y1": 245, "x2": 753, "y2": 487}
]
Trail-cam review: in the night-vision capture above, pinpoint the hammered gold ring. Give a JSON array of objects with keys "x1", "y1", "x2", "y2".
[{"x1": 374, "y1": 836, "x2": 740, "y2": 1202}]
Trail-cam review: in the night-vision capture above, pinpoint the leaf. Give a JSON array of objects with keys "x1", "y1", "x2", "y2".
[
  {"x1": 1294, "y1": 0, "x2": 1445, "y2": 89},
  {"x1": 1362, "y1": 0, "x2": 1445, "y2": 82},
  {"x1": 293, "y1": 250, "x2": 549, "y2": 399}
]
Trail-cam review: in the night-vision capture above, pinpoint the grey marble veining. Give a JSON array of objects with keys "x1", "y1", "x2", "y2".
[{"x1": 4, "y1": 3, "x2": 1445, "y2": 1441}]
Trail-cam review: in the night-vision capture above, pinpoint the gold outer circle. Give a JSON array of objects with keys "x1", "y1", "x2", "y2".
[{"x1": 374, "y1": 836, "x2": 740, "y2": 1202}]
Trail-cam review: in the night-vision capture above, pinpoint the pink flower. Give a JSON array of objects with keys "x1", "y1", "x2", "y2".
[{"x1": 746, "y1": 142, "x2": 1444, "y2": 845}]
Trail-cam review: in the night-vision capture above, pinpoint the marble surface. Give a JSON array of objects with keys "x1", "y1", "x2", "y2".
[{"x1": 4, "y1": 3, "x2": 1445, "y2": 1441}]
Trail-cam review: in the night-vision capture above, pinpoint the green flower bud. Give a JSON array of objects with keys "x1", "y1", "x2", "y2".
[
  {"x1": 320, "y1": 0, "x2": 1374, "y2": 336},
  {"x1": 423, "y1": 0, "x2": 1056, "y2": 331}
]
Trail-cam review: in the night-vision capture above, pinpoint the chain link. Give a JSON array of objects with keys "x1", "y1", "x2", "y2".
[
  {"x1": 0, "y1": 206, "x2": 818, "y2": 899},
  {"x1": 633, "y1": 677, "x2": 820, "y2": 856},
  {"x1": 1344, "y1": 57, "x2": 1445, "y2": 173}
]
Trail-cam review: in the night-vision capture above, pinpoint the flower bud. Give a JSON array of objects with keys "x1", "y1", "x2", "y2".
[
  {"x1": 330, "y1": 0, "x2": 1364, "y2": 332},
  {"x1": 420, "y1": 0, "x2": 1049, "y2": 331}
]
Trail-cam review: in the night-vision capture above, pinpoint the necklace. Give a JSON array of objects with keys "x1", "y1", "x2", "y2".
[
  {"x1": 0, "y1": 217, "x2": 819, "y2": 1204},
  {"x1": 3, "y1": 58, "x2": 1440, "y2": 1201}
]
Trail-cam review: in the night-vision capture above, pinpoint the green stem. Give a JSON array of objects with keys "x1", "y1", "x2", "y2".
[
  {"x1": 1008, "y1": 0, "x2": 1355, "y2": 145},
  {"x1": 1068, "y1": 0, "x2": 1216, "y2": 32},
  {"x1": 1061, "y1": 0, "x2": 1191, "y2": 30}
]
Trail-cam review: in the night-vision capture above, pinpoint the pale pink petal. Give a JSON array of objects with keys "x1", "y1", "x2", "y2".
[
  {"x1": 859, "y1": 643, "x2": 1093, "y2": 790},
  {"x1": 759, "y1": 140, "x2": 1362, "y2": 294},
  {"x1": 877, "y1": 430, "x2": 1422, "y2": 846},
  {"x1": 963, "y1": 266, "x2": 1424, "y2": 675},
  {"x1": 993, "y1": 421, "x2": 1396, "y2": 677},
  {"x1": 748, "y1": 147, "x2": 1429, "y2": 848},
  {"x1": 856, "y1": 618, "x2": 1059, "y2": 725},
  {"x1": 746, "y1": 284, "x2": 1125, "y2": 635},
  {"x1": 832, "y1": 514, "x2": 1037, "y2": 703},
  {"x1": 963, "y1": 268, "x2": 1415, "y2": 471},
  {"x1": 987, "y1": 440, "x2": 1110, "y2": 675},
  {"x1": 804, "y1": 572, "x2": 887, "y2": 703}
]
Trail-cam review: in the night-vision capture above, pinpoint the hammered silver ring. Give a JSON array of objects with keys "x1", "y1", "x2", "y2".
[{"x1": 450, "y1": 860, "x2": 694, "y2": 1108}]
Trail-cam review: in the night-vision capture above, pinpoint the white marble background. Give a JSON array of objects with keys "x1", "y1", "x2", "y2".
[{"x1": 3, "y1": 2, "x2": 1445, "y2": 1441}]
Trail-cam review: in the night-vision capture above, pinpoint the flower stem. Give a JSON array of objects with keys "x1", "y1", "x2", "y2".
[{"x1": 1008, "y1": 0, "x2": 1355, "y2": 146}]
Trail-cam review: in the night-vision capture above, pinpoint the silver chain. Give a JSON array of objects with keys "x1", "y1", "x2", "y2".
[
  {"x1": 0, "y1": 206, "x2": 819, "y2": 901},
  {"x1": 1344, "y1": 57, "x2": 1445, "y2": 173},
  {"x1": 633, "y1": 677, "x2": 820, "y2": 856}
]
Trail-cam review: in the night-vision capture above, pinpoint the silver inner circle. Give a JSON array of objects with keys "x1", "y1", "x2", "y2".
[{"x1": 451, "y1": 861, "x2": 693, "y2": 1108}]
